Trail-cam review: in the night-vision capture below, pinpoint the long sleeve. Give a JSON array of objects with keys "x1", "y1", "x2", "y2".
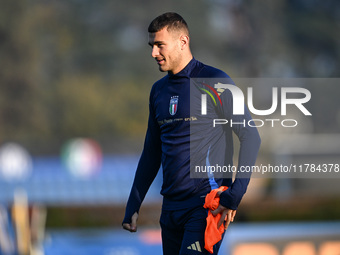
[
  {"x1": 219, "y1": 88, "x2": 261, "y2": 210},
  {"x1": 122, "y1": 96, "x2": 162, "y2": 224}
]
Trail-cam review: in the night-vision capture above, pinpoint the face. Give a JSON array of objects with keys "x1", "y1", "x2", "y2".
[{"x1": 148, "y1": 27, "x2": 183, "y2": 74}]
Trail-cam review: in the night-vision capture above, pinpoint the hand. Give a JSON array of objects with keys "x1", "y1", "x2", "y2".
[
  {"x1": 211, "y1": 191, "x2": 236, "y2": 230},
  {"x1": 122, "y1": 212, "x2": 138, "y2": 232}
]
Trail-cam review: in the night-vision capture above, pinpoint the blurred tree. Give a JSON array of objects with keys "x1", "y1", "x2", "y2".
[
  {"x1": 0, "y1": 0, "x2": 50, "y2": 146},
  {"x1": 0, "y1": 0, "x2": 339, "y2": 154}
]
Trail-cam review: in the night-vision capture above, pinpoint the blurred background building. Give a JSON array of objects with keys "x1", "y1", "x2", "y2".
[{"x1": 0, "y1": 0, "x2": 339, "y2": 254}]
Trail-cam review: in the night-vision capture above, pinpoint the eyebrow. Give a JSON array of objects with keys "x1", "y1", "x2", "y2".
[{"x1": 148, "y1": 40, "x2": 165, "y2": 46}]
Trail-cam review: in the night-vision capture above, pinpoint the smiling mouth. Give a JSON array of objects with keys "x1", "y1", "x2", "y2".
[{"x1": 156, "y1": 58, "x2": 165, "y2": 65}]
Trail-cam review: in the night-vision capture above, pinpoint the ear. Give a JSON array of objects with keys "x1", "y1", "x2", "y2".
[{"x1": 179, "y1": 34, "x2": 189, "y2": 50}]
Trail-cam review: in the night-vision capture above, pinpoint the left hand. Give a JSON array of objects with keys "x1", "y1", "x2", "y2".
[{"x1": 211, "y1": 191, "x2": 237, "y2": 230}]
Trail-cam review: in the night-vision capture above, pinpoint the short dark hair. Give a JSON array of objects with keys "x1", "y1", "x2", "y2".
[{"x1": 148, "y1": 12, "x2": 189, "y2": 35}]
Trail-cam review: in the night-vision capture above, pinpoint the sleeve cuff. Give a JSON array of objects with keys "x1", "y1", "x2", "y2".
[{"x1": 219, "y1": 190, "x2": 240, "y2": 210}]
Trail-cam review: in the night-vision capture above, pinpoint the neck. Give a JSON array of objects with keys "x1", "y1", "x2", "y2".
[{"x1": 171, "y1": 53, "x2": 193, "y2": 75}]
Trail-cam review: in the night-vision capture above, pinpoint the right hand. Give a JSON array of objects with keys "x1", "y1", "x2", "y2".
[{"x1": 122, "y1": 212, "x2": 138, "y2": 232}]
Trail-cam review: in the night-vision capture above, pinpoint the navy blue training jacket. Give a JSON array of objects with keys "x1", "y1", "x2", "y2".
[{"x1": 123, "y1": 58, "x2": 261, "y2": 224}]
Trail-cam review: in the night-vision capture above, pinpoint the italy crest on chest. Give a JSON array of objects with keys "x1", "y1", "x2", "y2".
[{"x1": 169, "y1": 96, "x2": 179, "y2": 116}]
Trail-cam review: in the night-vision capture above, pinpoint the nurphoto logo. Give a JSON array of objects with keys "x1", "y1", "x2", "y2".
[{"x1": 200, "y1": 82, "x2": 311, "y2": 128}]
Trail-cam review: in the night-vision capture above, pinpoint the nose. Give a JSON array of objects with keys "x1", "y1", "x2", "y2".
[{"x1": 151, "y1": 45, "x2": 159, "y2": 58}]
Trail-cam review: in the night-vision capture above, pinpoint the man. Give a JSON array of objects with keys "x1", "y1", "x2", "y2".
[{"x1": 122, "y1": 12, "x2": 261, "y2": 255}]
